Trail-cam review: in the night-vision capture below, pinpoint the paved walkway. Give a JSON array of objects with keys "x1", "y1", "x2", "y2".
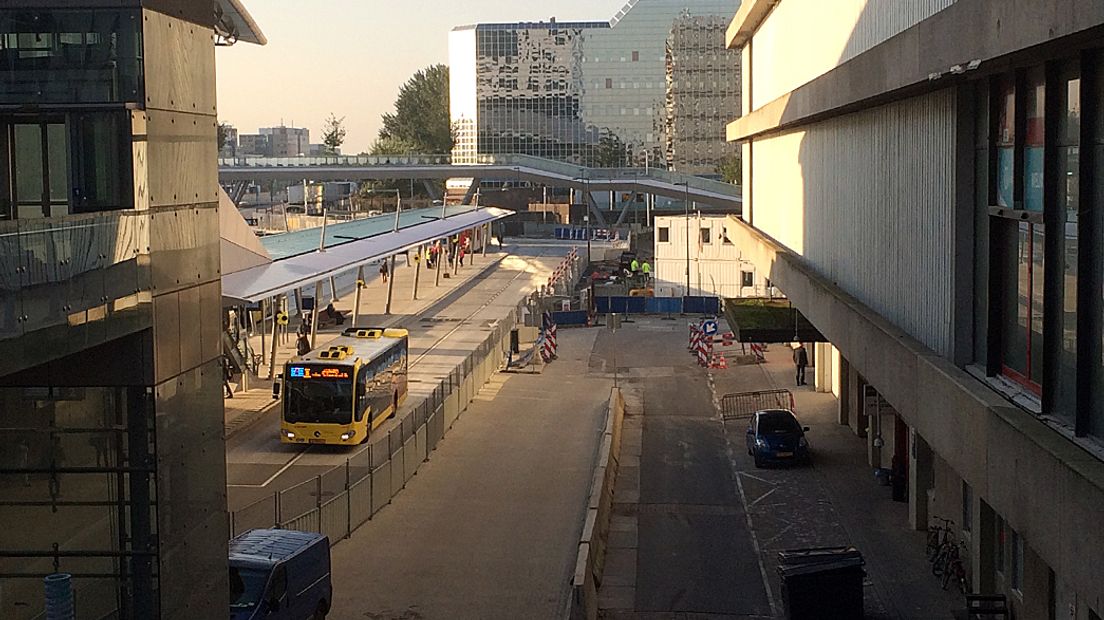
[
  {"x1": 596, "y1": 318, "x2": 964, "y2": 619},
  {"x1": 223, "y1": 248, "x2": 503, "y2": 438},
  {"x1": 328, "y1": 328, "x2": 613, "y2": 619}
]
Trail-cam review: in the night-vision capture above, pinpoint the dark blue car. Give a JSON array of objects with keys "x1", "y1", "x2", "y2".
[
  {"x1": 746, "y1": 409, "x2": 810, "y2": 467},
  {"x1": 229, "y1": 529, "x2": 331, "y2": 620}
]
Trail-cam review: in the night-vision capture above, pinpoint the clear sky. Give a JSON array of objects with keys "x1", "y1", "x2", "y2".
[{"x1": 215, "y1": 0, "x2": 632, "y2": 154}]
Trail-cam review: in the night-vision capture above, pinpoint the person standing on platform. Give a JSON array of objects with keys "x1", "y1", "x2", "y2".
[
  {"x1": 792, "y1": 343, "x2": 809, "y2": 386},
  {"x1": 379, "y1": 260, "x2": 389, "y2": 284}
]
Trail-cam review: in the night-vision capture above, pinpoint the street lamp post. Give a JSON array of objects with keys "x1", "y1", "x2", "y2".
[
  {"x1": 572, "y1": 176, "x2": 593, "y2": 265},
  {"x1": 677, "y1": 182, "x2": 690, "y2": 296}
]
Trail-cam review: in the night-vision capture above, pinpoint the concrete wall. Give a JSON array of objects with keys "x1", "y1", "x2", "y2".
[
  {"x1": 747, "y1": 90, "x2": 958, "y2": 357},
  {"x1": 748, "y1": 0, "x2": 956, "y2": 107}
]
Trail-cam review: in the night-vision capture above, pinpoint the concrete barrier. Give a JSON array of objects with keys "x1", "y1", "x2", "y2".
[{"x1": 567, "y1": 388, "x2": 626, "y2": 620}]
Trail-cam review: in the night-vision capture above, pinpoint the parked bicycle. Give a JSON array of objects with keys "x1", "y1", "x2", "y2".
[
  {"x1": 942, "y1": 541, "x2": 969, "y2": 593},
  {"x1": 926, "y1": 517, "x2": 955, "y2": 563}
]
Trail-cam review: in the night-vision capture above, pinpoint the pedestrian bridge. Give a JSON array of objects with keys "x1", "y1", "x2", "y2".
[{"x1": 218, "y1": 153, "x2": 742, "y2": 217}]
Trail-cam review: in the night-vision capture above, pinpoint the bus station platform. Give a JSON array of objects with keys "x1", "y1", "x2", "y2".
[
  {"x1": 223, "y1": 242, "x2": 581, "y2": 519},
  {"x1": 222, "y1": 244, "x2": 506, "y2": 438}
]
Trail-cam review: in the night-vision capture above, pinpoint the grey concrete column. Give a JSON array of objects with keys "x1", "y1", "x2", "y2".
[
  {"x1": 435, "y1": 240, "x2": 443, "y2": 287},
  {"x1": 269, "y1": 296, "x2": 279, "y2": 379},
  {"x1": 412, "y1": 245, "x2": 422, "y2": 300},
  {"x1": 352, "y1": 266, "x2": 364, "y2": 327},
  {"x1": 329, "y1": 275, "x2": 339, "y2": 302},
  {"x1": 384, "y1": 255, "x2": 396, "y2": 314},
  {"x1": 310, "y1": 281, "x2": 322, "y2": 348},
  {"x1": 909, "y1": 430, "x2": 934, "y2": 532},
  {"x1": 837, "y1": 354, "x2": 851, "y2": 426},
  {"x1": 483, "y1": 224, "x2": 489, "y2": 257}
]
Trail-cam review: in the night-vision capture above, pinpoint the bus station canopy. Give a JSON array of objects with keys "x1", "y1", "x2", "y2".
[{"x1": 221, "y1": 206, "x2": 512, "y2": 304}]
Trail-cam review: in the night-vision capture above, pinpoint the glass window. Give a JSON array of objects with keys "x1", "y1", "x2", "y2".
[
  {"x1": 741, "y1": 271, "x2": 754, "y2": 288},
  {"x1": 658, "y1": 226, "x2": 669, "y2": 242},
  {"x1": 1011, "y1": 530, "x2": 1024, "y2": 592},
  {"x1": 1024, "y1": 67, "x2": 1046, "y2": 212},
  {"x1": 998, "y1": 220, "x2": 1044, "y2": 392},
  {"x1": 962, "y1": 482, "x2": 973, "y2": 533},
  {"x1": 700, "y1": 227, "x2": 710, "y2": 244},
  {"x1": 1053, "y1": 63, "x2": 1080, "y2": 424},
  {"x1": 0, "y1": 9, "x2": 144, "y2": 104},
  {"x1": 996, "y1": 76, "x2": 1015, "y2": 208},
  {"x1": 13, "y1": 123, "x2": 44, "y2": 214},
  {"x1": 996, "y1": 517, "x2": 1006, "y2": 574}
]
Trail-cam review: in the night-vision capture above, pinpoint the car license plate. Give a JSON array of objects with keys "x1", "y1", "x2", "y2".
[{"x1": 775, "y1": 451, "x2": 793, "y2": 458}]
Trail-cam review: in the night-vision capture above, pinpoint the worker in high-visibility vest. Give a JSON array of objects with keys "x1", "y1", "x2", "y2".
[
  {"x1": 641, "y1": 261, "x2": 652, "y2": 279},
  {"x1": 630, "y1": 258, "x2": 639, "y2": 273}
]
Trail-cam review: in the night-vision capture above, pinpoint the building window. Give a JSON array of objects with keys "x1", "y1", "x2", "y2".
[
  {"x1": 658, "y1": 227, "x2": 669, "y2": 243},
  {"x1": 605, "y1": 78, "x2": 612, "y2": 89},
  {"x1": 962, "y1": 482, "x2": 973, "y2": 533},
  {"x1": 995, "y1": 517, "x2": 1006, "y2": 574},
  {"x1": 1010, "y1": 529, "x2": 1024, "y2": 593},
  {"x1": 632, "y1": 51, "x2": 639, "y2": 62},
  {"x1": 1, "y1": 111, "x2": 128, "y2": 220},
  {"x1": 741, "y1": 271, "x2": 754, "y2": 288},
  {"x1": 765, "y1": 278, "x2": 773, "y2": 290},
  {"x1": 700, "y1": 227, "x2": 710, "y2": 244}
]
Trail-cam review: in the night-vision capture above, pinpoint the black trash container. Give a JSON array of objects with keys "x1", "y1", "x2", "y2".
[{"x1": 778, "y1": 546, "x2": 865, "y2": 619}]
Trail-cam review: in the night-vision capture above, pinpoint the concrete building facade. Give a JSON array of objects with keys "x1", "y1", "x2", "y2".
[
  {"x1": 449, "y1": 0, "x2": 740, "y2": 169},
  {"x1": 0, "y1": 0, "x2": 263, "y2": 617},
  {"x1": 726, "y1": 1, "x2": 1104, "y2": 617}
]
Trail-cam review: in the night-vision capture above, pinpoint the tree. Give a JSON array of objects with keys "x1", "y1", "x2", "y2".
[
  {"x1": 378, "y1": 64, "x2": 454, "y2": 154},
  {"x1": 716, "y1": 154, "x2": 742, "y2": 184},
  {"x1": 322, "y1": 113, "x2": 347, "y2": 156},
  {"x1": 589, "y1": 130, "x2": 627, "y2": 168},
  {"x1": 217, "y1": 122, "x2": 232, "y2": 154},
  {"x1": 369, "y1": 135, "x2": 420, "y2": 156}
]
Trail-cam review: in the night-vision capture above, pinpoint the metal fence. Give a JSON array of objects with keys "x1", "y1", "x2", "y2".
[
  {"x1": 229, "y1": 298, "x2": 529, "y2": 544},
  {"x1": 719, "y1": 389, "x2": 796, "y2": 422}
]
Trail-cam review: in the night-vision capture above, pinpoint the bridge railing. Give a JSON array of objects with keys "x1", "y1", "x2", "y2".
[{"x1": 218, "y1": 153, "x2": 740, "y2": 198}]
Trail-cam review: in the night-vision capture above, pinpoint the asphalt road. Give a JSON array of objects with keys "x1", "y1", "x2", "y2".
[
  {"x1": 595, "y1": 319, "x2": 773, "y2": 618},
  {"x1": 224, "y1": 243, "x2": 575, "y2": 512}
]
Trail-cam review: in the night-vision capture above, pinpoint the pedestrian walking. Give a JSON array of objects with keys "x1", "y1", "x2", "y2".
[
  {"x1": 222, "y1": 355, "x2": 235, "y2": 398},
  {"x1": 792, "y1": 343, "x2": 809, "y2": 386},
  {"x1": 458, "y1": 247, "x2": 466, "y2": 267},
  {"x1": 641, "y1": 261, "x2": 651, "y2": 277},
  {"x1": 630, "y1": 258, "x2": 639, "y2": 274},
  {"x1": 379, "y1": 260, "x2": 389, "y2": 284},
  {"x1": 296, "y1": 332, "x2": 311, "y2": 356}
]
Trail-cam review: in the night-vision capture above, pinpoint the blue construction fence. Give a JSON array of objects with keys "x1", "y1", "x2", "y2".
[
  {"x1": 554, "y1": 226, "x2": 622, "y2": 241},
  {"x1": 594, "y1": 296, "x2": 719, "y2": 315},
  {"x1": 550, "y1": 310, "x2": 590, "y2": 326}
]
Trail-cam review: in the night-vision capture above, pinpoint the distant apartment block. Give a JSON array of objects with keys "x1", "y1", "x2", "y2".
[
  {"x1": 449, "y1": 0, "x2": 740, "y2": 173},
  {"x1": 236, "y1": 125, "x2": 310, "y2": 157}
]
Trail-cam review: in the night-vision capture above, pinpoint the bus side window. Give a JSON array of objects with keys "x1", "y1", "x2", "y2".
[{"x1": 355, "y1": 367, "x2": 369, "y2": 422}]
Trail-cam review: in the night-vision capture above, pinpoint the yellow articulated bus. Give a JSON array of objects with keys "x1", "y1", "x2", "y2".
[{"x1": 275, "y1": 327, "x2": 409, "y2": 446}]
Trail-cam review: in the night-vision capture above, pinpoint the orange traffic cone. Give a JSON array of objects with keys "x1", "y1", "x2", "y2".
[{"x1": 716, "y1": 353, "x2": 728, "y2": 369}]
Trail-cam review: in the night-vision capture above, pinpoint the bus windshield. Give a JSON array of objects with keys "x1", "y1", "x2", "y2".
[{"x1": 284, "y1": 378, "x2": 353, "y2": 425}]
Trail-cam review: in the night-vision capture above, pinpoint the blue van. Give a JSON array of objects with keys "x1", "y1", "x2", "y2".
[{"x1": 229, "y1": 529, "x2": 332, "y2": 620}]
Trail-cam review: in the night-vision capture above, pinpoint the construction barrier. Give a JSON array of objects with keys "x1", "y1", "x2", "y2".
[
  {"x1": 552, "y1": 310, "x2": 590, "y2": 326},
  {"x1": 594, "y1": 296, "x2": 720, "y2": 315}
]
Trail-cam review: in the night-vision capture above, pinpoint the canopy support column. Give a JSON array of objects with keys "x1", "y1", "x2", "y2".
[{"x1": 352, "y1": 266, "x2": 364, "y2": 327}]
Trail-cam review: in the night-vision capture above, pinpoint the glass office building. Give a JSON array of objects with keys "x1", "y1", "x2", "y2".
[
  {"x1": 449, "y1": 0, "x2": 740, "y2": 171},
  {"x1": 0, "y1": 1, "x2": 263, "y2": 617}
]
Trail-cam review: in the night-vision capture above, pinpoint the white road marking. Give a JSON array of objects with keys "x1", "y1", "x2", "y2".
[{"x1": 228, "y1": 448, "x2": 311, "y2": 488}]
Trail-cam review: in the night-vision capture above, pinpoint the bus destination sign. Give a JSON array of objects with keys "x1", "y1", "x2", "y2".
[{"x1": 288, "y1": 366, "x2": 351, "y2": 380}]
